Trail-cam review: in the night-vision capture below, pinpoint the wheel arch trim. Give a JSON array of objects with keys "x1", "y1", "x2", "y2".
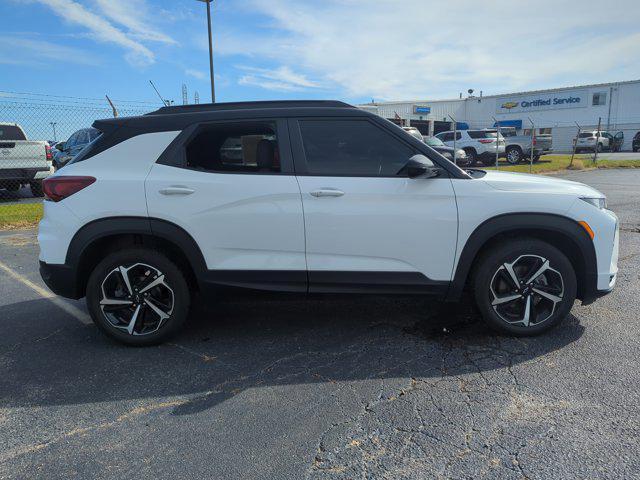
[
  {"x1": 66, "y1": 216, "x2": 208, "y2": 292},
  {"x1": 446, "y1": 212, "x2": 598, "y2": 303}
]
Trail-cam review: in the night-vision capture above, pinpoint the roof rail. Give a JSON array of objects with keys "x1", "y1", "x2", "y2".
[{"x1": 146, "y1": 100, "x2": 354, "y2": 116}]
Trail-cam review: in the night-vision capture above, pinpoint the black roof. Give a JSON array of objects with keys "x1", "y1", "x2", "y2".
[
  {"x1": 94, "y1": 100, "x2": 366, "y2": 132},
  {"x1": 146, "y1": 100, "x2": 354, "y2": 116}
]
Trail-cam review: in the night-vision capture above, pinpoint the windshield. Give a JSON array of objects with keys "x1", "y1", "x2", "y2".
[{"x1": 425, "y1": 137, "x2": 445, "y2": 147}]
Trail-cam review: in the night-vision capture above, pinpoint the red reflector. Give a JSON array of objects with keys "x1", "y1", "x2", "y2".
[
  {"x1": 45, "y1": 144, "x2": 53, "y2": 160},
  {"x1": 478, "y1": 139, "x2": 494, "y2": 144},
  {"x1": 42, "y1": 176, "x2": 96, "y2": 202}
]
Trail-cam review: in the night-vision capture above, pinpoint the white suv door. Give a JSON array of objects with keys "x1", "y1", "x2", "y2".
[
  {"x1": 145, "y1": 119, "x2": 307, "y2": 289},
  {"x1": 290, "y1": 118, "x2": 458, "y2": 291}
]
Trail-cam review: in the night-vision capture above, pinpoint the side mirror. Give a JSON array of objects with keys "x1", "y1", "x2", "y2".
[{"x1": 403, "y1": 154, "x2": 439, "y2": 179}]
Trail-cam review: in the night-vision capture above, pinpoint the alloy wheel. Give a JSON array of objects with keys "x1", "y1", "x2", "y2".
[
  {"x1": 489, "y1": 254, "x2": 564, "y2": 327},
  {"x1": 506, "y1": 148, "x2": 521, "y2": 164},
  {"x1": 99, "y1": 263, "x2": 174, "y2": 336}
]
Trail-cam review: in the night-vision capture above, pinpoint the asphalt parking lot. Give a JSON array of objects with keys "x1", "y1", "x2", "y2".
[{"x1": 1, "y1": 169, "x2": 639, "y2": 480}]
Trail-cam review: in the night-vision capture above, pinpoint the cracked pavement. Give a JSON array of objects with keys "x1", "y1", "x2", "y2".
[{"x1": 1, "y1": 169, "x2": 639, "y2": 479}]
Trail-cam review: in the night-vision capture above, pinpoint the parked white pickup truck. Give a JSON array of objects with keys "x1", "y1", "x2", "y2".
[{"x1": 0, "y1": 123, "x2": 53, "y2": 196}]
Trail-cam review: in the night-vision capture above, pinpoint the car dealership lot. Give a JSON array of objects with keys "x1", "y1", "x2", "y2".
[{"x1": 1, "y1": 169, "x2": 639, "y2": 480}]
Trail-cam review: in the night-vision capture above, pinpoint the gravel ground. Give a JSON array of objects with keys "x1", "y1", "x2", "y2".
[{"x1": 0, "y1": 169, "x2": 639, "y2": 480}]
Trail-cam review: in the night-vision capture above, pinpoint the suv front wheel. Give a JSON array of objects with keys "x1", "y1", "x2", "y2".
[
  {"x1": 86, "y1": 248, "x2": 191, "y2": 346},
  {"x1": 473, "y1": 239, "x2": 577, "y2": 336}
]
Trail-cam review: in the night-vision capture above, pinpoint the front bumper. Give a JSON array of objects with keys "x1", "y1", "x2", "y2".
[{"x1": 39, "y1": 261, "x2": 82, "y2": 299}]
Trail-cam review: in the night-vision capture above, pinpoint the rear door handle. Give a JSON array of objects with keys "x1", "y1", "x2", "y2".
[
  {"x1": 159, "y1": 186, "x2": 195, "y2": 196},
  {"x1": 310, "y1": 188, "x2": 345, "y2": 198}
]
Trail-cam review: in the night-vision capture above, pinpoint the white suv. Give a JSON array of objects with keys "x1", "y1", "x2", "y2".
[
  {"x1": 435, "y1": 129, "x2": 506, "y2": 166},
  {"x1": 38, "y1": 101, "x2": 619, "y2": 345}
]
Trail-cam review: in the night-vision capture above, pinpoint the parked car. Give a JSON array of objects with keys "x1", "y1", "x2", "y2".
[
  {"x1": 38, "y1": 100, "x2": 619, "y2": 346},
  {"x1": 53, "y1": 127, "x2": 100, "y2": 169},
  {"x1": 423, "y1": 136, "x2": 469, "y2": 166},
  {"x1": 576, "y1": 130, "x2": 624, "y2": 153},
  {"x1": 402, "y1": 126, "x2": 424, "y2": 141},
  {"x1": 633, "y1": 131, "x2": 640, "y2": 152},
  {"x1": 499, "y1": 127, "x2": 553, "y2": 164},
  {"x1": 0, "y1": 122, "x2": 53, "y2": 196},
  {"x1": 435, "y1": 129, "x2": 506, "y2": 166}
]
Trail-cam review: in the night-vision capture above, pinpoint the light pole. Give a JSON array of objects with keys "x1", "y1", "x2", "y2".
[
  {"x1": 197, "y1": 0, "x2": 215, "y2": 102},
  {"x1": 49, "y1": 122, "x2": 57, "y2": 142}
]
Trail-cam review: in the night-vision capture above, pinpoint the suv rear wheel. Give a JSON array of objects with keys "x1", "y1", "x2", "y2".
[
  {"x1": 86, "y1": 248, "x2": 191, "y2": 346},
  {"x1": 473, "y1": 239, "x2": 576, "y2": 336}
]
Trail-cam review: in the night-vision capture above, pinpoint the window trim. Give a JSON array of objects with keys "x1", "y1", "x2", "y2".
[
  {"x1": 288, "y1": 116, "x2": 449, "y2": 178},
  {"x1": 156, "y1": 118, "x2": 295, "y2": 175}
]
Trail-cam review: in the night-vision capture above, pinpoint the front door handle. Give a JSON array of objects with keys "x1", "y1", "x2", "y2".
[
  {"x1": 159, "y1": 186, "x2": 195, "y2": 196},
  {"x1": 310, "y1": 188, "x2": 345, "y2": 198}
]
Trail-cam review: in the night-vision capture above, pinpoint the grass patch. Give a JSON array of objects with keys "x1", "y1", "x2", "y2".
[
  {"x1": 0, "y1": 203, "x2": 43, "y2": 230},
  {"x1": 496, "y1": 154, "x2": 640, "y2": 174}
]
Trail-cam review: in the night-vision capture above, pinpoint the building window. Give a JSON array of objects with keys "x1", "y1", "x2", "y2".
[
  {"x1": 592, "y1": 92, "x2": 607, "y2": 106},
  {"x1": 538, "y1": 128, "x2": 552, "y2": 135}
]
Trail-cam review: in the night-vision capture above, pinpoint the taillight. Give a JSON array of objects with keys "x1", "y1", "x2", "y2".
[
  {"x1": 478, "y1": 139, "x2": 494, "y2": 144},
  {"x1": 42, "y1": 176, "x2": 96, "y2": 202},
  {"x1": 532, "y1": 137, "x2": 537, "y2": 146},
  {"x1": 45, "y1": 144, "x2": 53, "y2": 161}
]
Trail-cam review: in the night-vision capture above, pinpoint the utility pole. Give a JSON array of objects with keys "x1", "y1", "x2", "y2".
[
  {"x1": 569, "y1": 122, "x2": 581, "y2": 168},
  {"x1": 492, "y1": 116, "x2": 500, "y2": 170},
  {"x1": 593, "y1": 117, "x2": 602, "y2": 164},
  {"x1": 528, "y1": 117, "x2": 535, "y2": 174},
  {"x1": 448, "y1": 115, "x2": 457, "y2": 164},
  {"x1": 197, "y1": 0, "x2": 216, "y2": 102},
  {"x1": 49, "y1": 122, "x2": 57, "y2": 141}
]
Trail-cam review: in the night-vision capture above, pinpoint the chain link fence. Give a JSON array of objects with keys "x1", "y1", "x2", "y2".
[{"x1": 0, "y1": 92, "x2": 157, "y2": 202}]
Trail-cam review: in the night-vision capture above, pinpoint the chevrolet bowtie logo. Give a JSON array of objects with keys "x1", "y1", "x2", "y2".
[{"x1": 501, "y1": 102, "x2": 519, "y2": 109}]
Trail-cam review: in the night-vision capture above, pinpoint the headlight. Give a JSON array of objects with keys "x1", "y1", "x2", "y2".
[{"x1": 580, "y1": 197, "x2": 607, "y2": 209}]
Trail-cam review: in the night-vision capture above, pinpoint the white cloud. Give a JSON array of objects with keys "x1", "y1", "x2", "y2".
[
  {"x1": 185, "y1": 68, "x2": 207, "y2": 80},
  {"x1": 94, "y1": 0, "x2": 177, "y2": 45},
  {"x1": 238, "y1": 66, "x2": 322, "y2": 92},
  {"x1": 0, "y1": 36, "x2": 99, "y2": 66},
  {"x1": 220, "y1": 0, "x2": 640, "y2": 100},
  {"x1": 31, "y1": 0, "x2": 157, "y2": 66}
]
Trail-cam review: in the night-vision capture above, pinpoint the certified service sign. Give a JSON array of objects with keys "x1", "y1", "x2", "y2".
[{"x1": 496, "y1": 89, "x2": 588, "y2": 113}]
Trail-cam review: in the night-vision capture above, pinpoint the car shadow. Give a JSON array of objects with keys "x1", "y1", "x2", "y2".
[{"x1": 0, "y1": 295, "x2": 584, "y2": 415}]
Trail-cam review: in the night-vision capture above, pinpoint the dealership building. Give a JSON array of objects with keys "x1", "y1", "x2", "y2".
[{"x1": 360, "y1": 79, "x2": 640, "y2": 152}]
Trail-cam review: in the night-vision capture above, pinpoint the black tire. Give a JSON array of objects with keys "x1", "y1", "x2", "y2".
[
  {"x1": 463, "y1": 148, "x2": 477, "y2": 165},
  {"x1": 473, "y1": 238, "x2": 577, "y2": 336},
  {"x1": 30, "y1": 181, "x2": 43, "y2": 197},
  {"x1": 505, "y1": 146, "x2": 522, "y2": 164},
  {"x1": 86, "y1": 248, "x2": 191, "y2": 346}
]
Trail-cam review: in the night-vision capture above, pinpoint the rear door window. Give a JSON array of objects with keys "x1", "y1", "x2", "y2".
[{"x1": 184, "y1": 122, "x2": 282, "y2": 174}]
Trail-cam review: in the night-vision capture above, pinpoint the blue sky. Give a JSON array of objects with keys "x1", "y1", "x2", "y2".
[{"x1": 2, "y1": 0, "x2": 640, "y2": 106}]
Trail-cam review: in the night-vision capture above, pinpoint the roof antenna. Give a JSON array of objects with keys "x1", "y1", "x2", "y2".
[
  {"x1": 105, "y1": 95, "x2": 118, "y2": 117},
  {"x1": 149, "y1": 80, "x2": 170, "y2": 106}
]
